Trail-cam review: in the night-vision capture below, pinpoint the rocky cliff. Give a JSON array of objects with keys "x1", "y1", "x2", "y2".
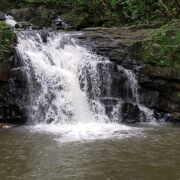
[
  {"x1": 0, "y1": 18, "x2": 26, "y2": 124},
  {"x1": 0, "y1": 7, "x2": 179, "y2": 124},
  {"x1": 76, "y1": 25, "x2": 180, "y2": 122}
]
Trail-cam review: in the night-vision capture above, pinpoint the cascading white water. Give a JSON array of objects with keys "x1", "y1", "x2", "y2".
[
  {"x1": 16, "y1": 31, "x2": 111, "y2": 124},
  {"x1": 119, "y1": 65, "x2": 156, "y2": 122},
  {"x1": 16, "y1": 31, "x2": 142, "y2": 142},
  {"x1": 5, "y1": 15, "x2": 17, "y2": 27},
  {"x1": 117, "y1": 65, "x2": 139, "y2": 102}
]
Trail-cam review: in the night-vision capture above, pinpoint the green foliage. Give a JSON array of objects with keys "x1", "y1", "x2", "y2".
[
  {"x1": 142, "y1": 20, "x2": 180, "y2": 68},
  {"x1": 111, "y1": 0, "x2": 179, "y2": 23},
  {"x1": 25, "y1": 0, "x2": 74, "y2": 5},
  {"x1": 0, "y1": 22, "x2": 15, "y2": 62},
  {"x1": 0, "y1": 0, "x2": 179, "y2": 26},
  {"x1": 0, "y1": 0, "x2": 27, "y2": 10}
]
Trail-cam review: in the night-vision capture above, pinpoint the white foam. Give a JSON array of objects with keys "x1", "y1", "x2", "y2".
[
  {"x1": 5, "y1": 15, "x2": 17, "y2": 27},
  {"x1": 28, "y1": 122, "x2": 143, "y2": 143},
  {"x1": 16, "y1": 31, "x2": 146, "y2": 143},
  {"x1": 16, "y1": 32, "x2": 111, "y2": 124}
]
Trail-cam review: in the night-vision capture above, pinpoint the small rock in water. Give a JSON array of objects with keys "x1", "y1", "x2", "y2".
[
  {"x1": 15, "y1": 21, "x2": 37, "y2": 29},
  {"x1": 121, "y1": 102, "x2": 142, "y2": 123},
  {"x1": 52, "y1": 16, "x2": 73, "y2": 30},
  {"x1": 0, "y1": 123, "x2": 15, "y2": 129},
  {"x1": 0, "y1": 11, "x2": 5, "y2": 20}
]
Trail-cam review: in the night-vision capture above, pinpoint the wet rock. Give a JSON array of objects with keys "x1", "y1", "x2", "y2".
[
  {"x1": 0, "y1": 48, "x2": 27, "y2": 124},
  {"x1": 159, "y1": 97, "x2": 180, "y2": 112},
  {"x1": 154, "y1": 112, "x2": 173, "y2": 122},
  {"x1": 164, "y1": 113, "x2": 174, "y2": 122},
  {"x1": 0, "y1": 104, "x2": 26, "y2": 124},
  {"x1": 113, "y1": 66, "x2": 128, "y2": 82},
  {"x1": 169, "y1": 91, "x2": 180, "y2": 103},
  {"x1": 77, "y1": 27, "x2": 180, "y2": 122},
  {"x1": 109, "y1": 65, "x2": 134, "y2": 100},
  {"x1": 172, "y1": 112, "x2": 180, "y2": 122},
  {"x1": 0, "y1": 123, "x2": 16, "y2": 129},
  {"x1": 105, "y1": 105, "x2": 115, "y2": 118},
  {"x1": 15, "y1": 22, "x2": 38, "y2": 29},
  {"x1": 0, "y1": 60, "x2": 10, "y2": 82},
  {"x1": 141, "y1": 65, "x2": 180, "y2": 80},
  {"x1": 8, "y1": 8, "x2": 36, "y2": 22},
  {"x1": 0, "y1": 11, "x2": 5, "y2": 21},
  {"x1": 172, "y1": 82, "x2": 180, "y2": 90},
  {"x1": 9, "y1": 7, "x2": 54, "y2": 27},
  {"x1": 0, "y1": 24, "x2": 178, "y2": 124},
  {"x1": 51, "y1": 16, "x2": 73, "y2": 30},
  {"x1": 100, "y1": 97, "x2": 119, "y2": 106},
  {"x1": 121, "y1": 102, "x2": 141, "y2": 123},
  {"x1": 139, "y1": 89, "x2": 160, "y2": 108}
]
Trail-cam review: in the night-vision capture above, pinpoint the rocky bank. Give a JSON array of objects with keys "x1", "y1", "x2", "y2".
[
  {"x1": 0, "y1": 7, "x2": 179, "y2": 124},
  {"x1": 77, "y1": 26, "x2": 180, "y2": 122}
]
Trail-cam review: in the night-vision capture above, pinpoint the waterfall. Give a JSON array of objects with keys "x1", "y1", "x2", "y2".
[
  {"x1": 16, "y1": 31, "x2": 112, "y2": 124},
  {"x1": 14, "y1": 30, "x2": 156, "y2": 142},
  {"x1": 118, "y1": 65, "x2": 156, "y2": 122},
  {"x1": 117, "y1": 65, "x2": 139, "y2": 103}
]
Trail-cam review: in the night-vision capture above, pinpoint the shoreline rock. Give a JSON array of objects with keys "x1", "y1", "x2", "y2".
[
  {"x1": 0, "y1": 11, "x2": 5, "y2": 20},
  {"x1": 0, "y1": 7, "x2": 179, "y2": 124},
  {"x1": 0, "y1": 123, "x2": 16, "y2": 129}
]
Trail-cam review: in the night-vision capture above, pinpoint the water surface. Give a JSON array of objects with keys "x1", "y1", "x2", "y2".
[{"x1": 0, "y1": 124, "x2": 180, "y2": 180}]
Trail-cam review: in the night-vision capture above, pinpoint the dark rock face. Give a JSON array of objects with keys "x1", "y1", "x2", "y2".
[
  {"x1": 9, "y1": 8, "x2": 36, "y2": 22},
  {"x1": 139, "y1": 89, "x2": 159, "y2": 109},
  {"x1": 140, "y1": 65, "x2": 180, "y2": 81},
  {"x1": 51, "y1": 16, "x2": 73, "y2": 30},
  {"x1": 9, "y1": 7, "x2": 49, "y2": 27},
  {"x1": 9, "y1": 7, "x2": 66, "y2": 28},
  {"x1": 77, "y1": 27, "x2": 180, "y2": 122},
  {"x1": 15, "y1": 21, "x2": 38, "y2": 29},
  {"x1": 0, "y1": 25, "x2": 178, "y2": 124},
  {"x1": 0, "y1": 52, "x2": 26, "y2": 124},
  {"x1": 139, "y1": 65, "x2": 180, "y2": 122},
  {"x1": 0, "y1": 11, "x2": 5, "y2": 20},
  {"x1": 121, "y1": 102, "x2": 141, "y2": 123}
]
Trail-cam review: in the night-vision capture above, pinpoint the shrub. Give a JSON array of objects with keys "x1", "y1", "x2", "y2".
[
  {"x1": 142, "y1": 20, "x2": 180, "y2": 68},
  {"x1": 0, "y1": 22, "x2": 15, "y2": 61}
]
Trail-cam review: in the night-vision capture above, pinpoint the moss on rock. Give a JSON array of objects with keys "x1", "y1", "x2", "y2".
[
  {"x1": 142, "y1": 20, "x2": 180, "y2": 69},
  {"x1": 0, "y1": 22, "x2": 16, "y2": 62}
]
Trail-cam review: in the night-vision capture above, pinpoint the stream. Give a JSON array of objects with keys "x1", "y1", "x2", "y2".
[
  {"x1": 1, "y1": 124, "x2": 180, "y2": 180},
  {"x1": 1, "y1": 20, "x2": 180, "y2": 180}
]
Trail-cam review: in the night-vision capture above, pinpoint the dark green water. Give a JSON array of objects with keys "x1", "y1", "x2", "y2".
[{"x1": 0, "y1": 124, "x2": 180, "y2": 180}]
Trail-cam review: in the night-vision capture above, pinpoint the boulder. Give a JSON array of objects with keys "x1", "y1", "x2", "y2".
[
  {"x1": 169, "y1": 91, "x2": 180, "y2": 103},
  {"x1": 9, "y1": 8, "x2": 36, "y2": 22},
  {"x1": 0, "y1": 60, "x2": 10, "y2": 82},
  {"x1": 159, "y1": 97, "x2": 180, "y2": 112},
  {"x1": 140, "y1": 65, "x2": 180, "y2": 80},
  {"x1": 15, "y1": 22, "x2": 38, "y2": 29},
  {"x1": 0, "y1": 11, "x2": 5, "y2": 21},
  {"x1": 0, "y1": 123, "x2": 16, "y2": 129},
  {"x1": 172, "y1": 112, "x2": 180, "y2": 122},
  {"x1": 51, "y1": 16, "x2": 74, "y2": 30},
  {"x1": 9, "y1": 7, "x2": 54, "y2": 27},
  {"x1": 121, "y1": 102, "x2": 142, "y2": 123},
  {"x1": 77, "y1": 27, "x2": 180, "y2": 122},
  {"x1": 139, "y1": 89, "x2": 160, "y2": 108}
]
